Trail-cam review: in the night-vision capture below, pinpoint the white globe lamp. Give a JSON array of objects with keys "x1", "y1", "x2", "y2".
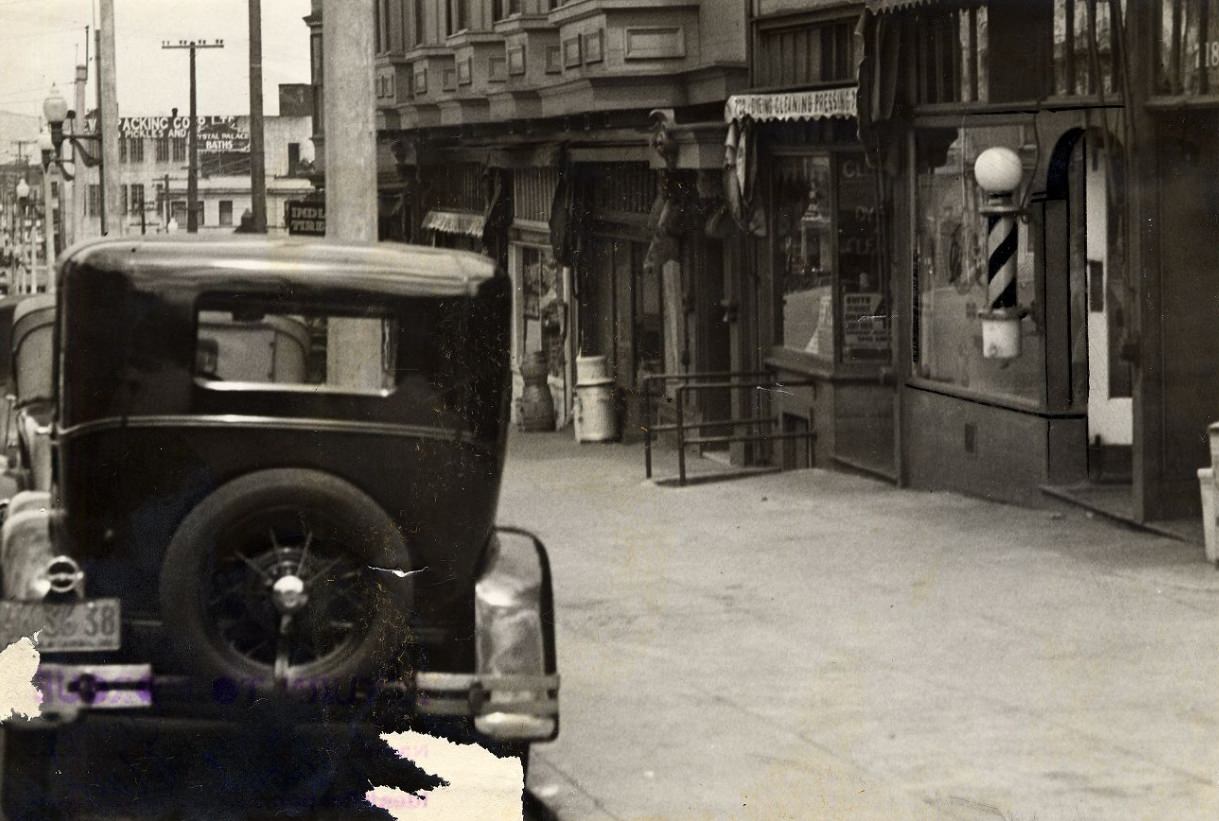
[{"x1": 973, "y1": 146, "x2": 1023, "y2": 196}]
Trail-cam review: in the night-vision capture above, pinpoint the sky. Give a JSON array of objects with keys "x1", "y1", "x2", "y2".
[{"x1": 0, "y1": 0, "x2": 312, "y2": 123}]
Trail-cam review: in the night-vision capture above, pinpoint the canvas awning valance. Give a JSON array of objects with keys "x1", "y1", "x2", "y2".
[
  {"x1": 866, "y1": 0, "x2": 948, "y2": 12},
  {"x1": 723, "y1": 87, "x2": 857, "y2": 123},
  {"x1": 422, "y1": 209, "x2": 485, "y2": 238}
]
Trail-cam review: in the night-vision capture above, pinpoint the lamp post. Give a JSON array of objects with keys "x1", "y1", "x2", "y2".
[
  {"x1": 15, "y1": 179, "x2": 30, "y2": 295},
  {"x1": 974, "y1": 146, "x2": 1027, "y2": 360},
  {"x1": 38, "y1": 128, "x2": 56, "y2": 293},
  {"x1": 42, "y1": 84, "x2": 103, "y2": 243}
]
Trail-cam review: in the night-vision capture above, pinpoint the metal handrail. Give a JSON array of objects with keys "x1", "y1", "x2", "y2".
[
  {"x1": 641, "y1": 371, "x2": 772, "y2": 479},
  {"x1": 640, "y1": 371, "x2": 817, "y2": 485}
]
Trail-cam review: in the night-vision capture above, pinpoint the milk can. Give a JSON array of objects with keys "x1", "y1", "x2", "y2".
[{"x1": 573, "y1": 355, "x2": 618, "y2": 442}]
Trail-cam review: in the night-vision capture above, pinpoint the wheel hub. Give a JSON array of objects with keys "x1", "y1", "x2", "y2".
[{"x1": 271, "y1": 574, "x2": 308, "y2": 613}]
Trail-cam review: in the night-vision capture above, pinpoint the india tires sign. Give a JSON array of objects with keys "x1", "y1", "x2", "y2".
[{"x1": 285, "y1": 201, "x2": 326, "y2": 236}]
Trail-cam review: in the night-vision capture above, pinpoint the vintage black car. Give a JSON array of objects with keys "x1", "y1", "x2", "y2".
[{"x1": 0, "y1": 237, "x2": 559, "y2": 816}]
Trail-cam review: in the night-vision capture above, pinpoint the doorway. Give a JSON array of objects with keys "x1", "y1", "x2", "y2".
[
  {"x1": 577, "y1": 235, "x2": 656, "y2": 434},
  {"x1": 1070, "y1": 132, "x2": 1132, "y2": 484}
]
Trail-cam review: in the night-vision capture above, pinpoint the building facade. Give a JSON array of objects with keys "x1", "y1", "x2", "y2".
[
  {"x1": 75, "y1": 104, "x2": 314, "y2": 239},
  {"x1": 308, "y1": 0, "x2": 1214, "y2": 531},
  {"x1": 851, "y1": 0, "x2": 1219, "y2": 527},
  {"x1": 720, "y1": 1, "x2": 892, "y2": 476},
  {"x1": 310, "y1": 0, "x2": 750, "y2": 430}
]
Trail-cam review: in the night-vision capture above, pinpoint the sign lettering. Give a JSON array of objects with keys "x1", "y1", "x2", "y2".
[{"x1": 285, "y1": 201, "x2": 326, "y2": 236}]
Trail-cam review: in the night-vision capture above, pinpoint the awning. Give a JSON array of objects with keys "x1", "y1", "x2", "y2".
[
  {"x1": 422, "y1": 209, "x2": 485, "y2": 238},
  {"x1": 866, "y1": 0, "x2": 946, "y2": 12},
  {"x1": 723, "y1": 87, "x2": 857, "y2": 123}
]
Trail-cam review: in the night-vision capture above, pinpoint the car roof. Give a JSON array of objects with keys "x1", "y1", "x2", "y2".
[{"x1": 61, "y1": 235, "x2": 498, "y2": 298}]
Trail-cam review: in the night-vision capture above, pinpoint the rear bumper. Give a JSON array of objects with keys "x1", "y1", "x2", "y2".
[
  {"x1": 416, "y1": 671, "x2": 560, "y2": 742},
  {"x1": 30, "y1": 663, "x2": 559, "y2": 743}
]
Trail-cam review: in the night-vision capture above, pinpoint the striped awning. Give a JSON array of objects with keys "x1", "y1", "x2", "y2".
[
  {"x1": 421, "y1": 209, "x2": 485, "y2": 238},
  {"x1": 724, "y1": 87, "x2": 857, "y2": 123},
  {"x1": 866, "y1": 0, "x2": 948, "y2": 12}
]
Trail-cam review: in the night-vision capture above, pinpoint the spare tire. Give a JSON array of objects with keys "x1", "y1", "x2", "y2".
[{"x1": 159, "y1": 468, "x2": 415, "y2": 688}]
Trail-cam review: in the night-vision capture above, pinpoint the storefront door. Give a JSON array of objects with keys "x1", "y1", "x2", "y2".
[{"x1": 1070, "y1": 135, "x2": 1133, "y2": 481}]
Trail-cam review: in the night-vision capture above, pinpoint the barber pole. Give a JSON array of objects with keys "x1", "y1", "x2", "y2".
[{"x1": 973, "y1": 147, "x2": 1026, "y2": 359}]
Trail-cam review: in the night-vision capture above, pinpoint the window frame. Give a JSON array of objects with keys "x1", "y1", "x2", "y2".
[
  {"x1": 766, "y1": 147, "x2": 891, "y2": 372},
  {"x1": 192, "y1": 297, "x2": 403, "y2": 399}
]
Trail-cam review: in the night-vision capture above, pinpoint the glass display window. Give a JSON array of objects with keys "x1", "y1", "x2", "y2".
[
  {"x1": 771, "y1": 152, "x2": 888, "y2": 366},
  {"x1": 913, "y1": 125, "x2": 1044, "y2": 405}
]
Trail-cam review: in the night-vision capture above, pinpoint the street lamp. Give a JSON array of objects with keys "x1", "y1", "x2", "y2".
[
  {"x1": 14, "y1": 179, "x2": 30, "y2": 294},
  {"x1": 42, "y1": 84, "x2": 101, "y2": 179}
]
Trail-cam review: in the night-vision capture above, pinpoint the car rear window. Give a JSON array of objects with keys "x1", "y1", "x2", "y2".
[{"x1": 194, "y1": 301, "x2": 409, "y2": 395}]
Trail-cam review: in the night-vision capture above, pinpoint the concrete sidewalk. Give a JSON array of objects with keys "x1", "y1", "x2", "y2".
[{"x1": 502, "y1": 431, "x2": 1219, "y2": 820}]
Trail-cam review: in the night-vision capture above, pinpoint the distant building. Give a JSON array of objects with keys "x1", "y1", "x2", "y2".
[{"x1": 74, "y1": 96, "x2": 315, "y2": 238}]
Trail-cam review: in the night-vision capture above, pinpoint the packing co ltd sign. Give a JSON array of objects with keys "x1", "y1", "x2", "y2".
[{"x1": 83, "y1": 114, "x2": 250, "y2": 154}]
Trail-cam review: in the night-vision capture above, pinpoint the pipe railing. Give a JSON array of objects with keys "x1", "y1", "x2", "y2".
[{"x1": 641, "y1": 371, "x2": 817, "y2": 486}]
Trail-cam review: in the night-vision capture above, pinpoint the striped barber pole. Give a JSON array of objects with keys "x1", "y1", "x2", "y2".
[{"x1": 986, "y1": 208, "x2": 1018, "y2": 313}]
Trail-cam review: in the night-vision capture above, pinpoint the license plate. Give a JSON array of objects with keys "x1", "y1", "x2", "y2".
[{"x1": 0, "y1": 599, "x2": 121, "y2": 651}]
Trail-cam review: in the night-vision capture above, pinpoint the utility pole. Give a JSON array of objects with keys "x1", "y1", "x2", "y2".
[
  {"x1": 248, "y1": 0, "x2": 267, "y2": 233},
  {"x1": 11, "y1": 141, "x2": 35, "y2": 163},
  {"x1": 162, "y1": 39, "x2": 225, "y2": 233},
  {"x1": 69, "y1": 60, "x2": 87, "y2": 245},
  {"x1": 322, "y1": 0, "x2": 379, "y2": 389},
  {"x1": 99, "y1": 0, "x2": 121, "y2": 236},
  {"x1": 41, "y1": 167, "x2": 55, "y2": 291}
]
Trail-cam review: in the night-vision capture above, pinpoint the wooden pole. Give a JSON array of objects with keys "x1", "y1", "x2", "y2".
[
  {"x1": 322, "y1": 0, "x2": 379, "y2": 390},
  {"x1": 249, "y1": 0, "x2": 267, "y2": 233},
  {"x1": 69, "y1": 62, "x2": 87, "y2": 245},
  {"x1": 98, "y1": 0, "x2": 121, "y2": 236}
]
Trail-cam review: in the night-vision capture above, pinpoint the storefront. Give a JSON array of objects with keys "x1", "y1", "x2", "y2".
[
  {"x1": 418, "y1": 162, "x2": 488, "y2": 254},
  {"x1": 725, "y1": 85, "x2": 896, "y2": 477},
  {"x1": 855, "y1": 0, "x2": 1219, "y2": 521},
  {"x1": 571, "y1": 162, "x2": 658, "y2": 434},
  {"x1": 509, "y1": 167, "x2": 572, "y2": 429}
]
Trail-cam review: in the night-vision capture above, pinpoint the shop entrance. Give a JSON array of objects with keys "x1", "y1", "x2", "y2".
[
  {"x1": 1069, "y1": 133, "x2": 1133, "y2": 484},
  {"x1": 578, "y1": 236, "x2": 659, "y2": 434}
]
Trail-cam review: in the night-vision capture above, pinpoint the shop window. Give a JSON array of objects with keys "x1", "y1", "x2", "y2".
[
  {"x1": 913, "y1": 126, "x2": 1044, "y2": 405},
  {"x1": 1158, "y1": 0, "x2": 1219, "y2": 94},
  {"x1": 172, "y1": 138, "x2": 187, "y2": 163},
  {"x1": 772, "y1": 153, "x2": 888, "y2": 364},
  {"x1": 1053, "y1": 0, "x2": 1126, "y2": 97},
  {"x1": 775, "y1": 155, "x2": 835, "y2": 357},
  {"x1": 909, "y1": 0, "x2": 1123, "y2": 105}
]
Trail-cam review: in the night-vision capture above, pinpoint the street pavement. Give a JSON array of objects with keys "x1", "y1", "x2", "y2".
[{"x1": 502, "y1": 431, "x2": 1219, "y2": 821}]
